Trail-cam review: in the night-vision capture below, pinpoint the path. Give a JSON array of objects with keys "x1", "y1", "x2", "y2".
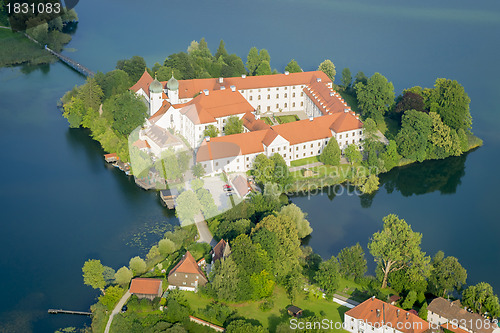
[
  {"x1": 104, "y1": 291, "x2": 131, "y2": 333},
  {"x1": 0, "y1": 25, "x2": 11, "y2": 30},
  {"x1": 332, "y1": 293, "x2": 359, "y2": 309},
  {"x1": 196, "y1": 219, "x2": 217, "y2": 247}
]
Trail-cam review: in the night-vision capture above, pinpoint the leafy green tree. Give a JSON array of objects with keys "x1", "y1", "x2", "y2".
[
  {"x1": 224, "y1": 116, "x2": 243, "y2": 135},
  {"x1": 318, "y1": 59, "x2": 336, "y2": 82},
  {"x1": 250, "y1": 270, "x2": 275, "y2": 300},
  {"x1": 360, "y1": 174, "x2": 380, "y2": 194},
  {"x1": 285, "y1": 270, "x2": 305, "y2": 303},
  {"x1": 175, "y1": 190, "x2": 201, "y2": 224},
  {"x1": 158, "y1": 238, "x2": 176, "y2": 256},
  {"x1": 246, "y1": 47, "x2": 260, "y2": 75},
  {"x1": 344, "y1": 144, "x2": 362, "y2": 166},
  {"x1": 341, "y1": 68, "x2": 352, "y2": 89},
  {"x1": 129, "y1": 256, "x2": 147, "y2": 276},
  {"x1": 402, "y1": 290, "x2": 417, "y2": 310},
  {"x1": 380, "y1": 140, "x2": 401, "y2": 171},
  {"x1": 164, "y1": 52, "x2": 196, "y2": 80},
  {"x1": 98, "y1": 285, "x2": 125, "y2": 311},
  {"x1": 419, "y1": 302, "x2": 428, "y2": 320},
  {"x1": 203, "y1": 124, "x2": 219, "y2": 138},
  {"x1": 354, "y1": 71, "x2": 368, "y2": 86},
  {"x1": 146, "y1": 245, "x2": 161, "y2": 263},
  {"x1": 396, "y1": 110, "x2": 432, "y2": 162},
  {"x1": 278, "y1": 204, "x2": 313, "y2": 239},
  {"x1": 315, "y1": 256, "x2": 341, "y2": 294},
  {"x1": 428, "y1": 251, "x2": 467, "y2": 297},
  {"x1": 221, "y1": 54, "x2": 247, "y2": 77},
  {"x1": 255, "y1": 60, "x2": 272, "y2": 76},
  {"x1": 191, "y1": 163, "x2": 206, "y2": 178},
  {"x1": 103, "y1": 92, "x2": 147, "y2": 136},
  {"x1": 215, "y1": 40, "x2": 229, "y2": 60},
  {"x1": 211, "y1": 257, "x2": 241, "y2": 301},
  {"x1": 226, "y1": 320, "x2": 266, "y2": 333},
  {"x1": 27, "y1": 22, "x2": 49, "y2": 43},
  {"x1": 462, "y1": 282, "x2": 500, "y2": 317},
  {"x1": 102, "y1": 266, "x2": 115, "y2": 285},
  {"x1": 116, "y1": 56, "x2": 147, "y2": 82},
  {"x1": 63, "y1": 97, "x2": 87, "y2": 128},
  {"x1": 82, "y1": 259, "x2": 106, "y2": 292},
  {"x1": 77, "y1": 77, "x2": 104, "y2": 112},
  {"x1": 427, "y1": 112, "x2": 462, "y2": 159},
  {"x1": 100, "y1": 69, "x2": 132, "y2": 100},
  {"x1": 394, "y1": 91, "x2": 426, "y2": 116},
  {"x1": 215, "y1": 218, "x2": 252, "y2": 242},
  {"x1": 285, "y1": 59, "x2": 302, "y2": 73},
  {"x1": 429, "y1": 78, "x2": 471, "y2": 131},
  {"x1": 231, "y1": 234, "x2": 270, "y2": 277},
  {"x1": 197, "y1": 188, "x2": 218, "y2": 217},
  {"x1": 319, "y1": 138, "x2": 341, "y2": 166},
  {"x1": 337, "y1": 243, "x2": 367, "y2": 280},
  {"x1": 161, "y1": 149, "x2": 182, "y2": 181},
  {"x1": 368, "y1": 214, "x2": 430, "y2": 288},
  {"x1": 270, "y1": 153, "x2": 291, "y2": 186},
  {"x1": 252, "y1": 154, "x2": 275, "y2": 185},
  {"x1": 114, "y1": 266, "x2": 133, "y2": 287},
  {"x1": 355, "y1": 72, "x2": 395, "y2": 124}
]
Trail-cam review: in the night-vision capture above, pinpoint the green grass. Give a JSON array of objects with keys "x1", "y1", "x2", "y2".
[
  {"x1": 338, "y1": 90, "x2": 359, "y2": 112},
  {"x1": 290, "y1": 156, "x2": 320, "y2": 167},
  {"x1": 183, "y1": 287, "x2": 349, "y2": 332},
  {"x1": 0, "y1": 29, "x2": 55, "y2": 67},
  {"x1": 276, "y1": 115, "x2": 299, "y2": 124},
  {"x1": 383, "y1": 116, "x2": 401, "y2": 140},
  {"x1": 261, "y1": 116, "x2": 273, "y2": 125}
]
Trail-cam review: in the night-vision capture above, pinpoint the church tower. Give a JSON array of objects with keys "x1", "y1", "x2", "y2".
[
  {"x1": 167, "y1": 74, "x2": 179, "y2": 104},
  {"x1": 149, "y1": 75, "x2": 163, "y2": 116}
]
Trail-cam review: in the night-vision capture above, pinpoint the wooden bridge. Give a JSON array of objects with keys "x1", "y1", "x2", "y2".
[
  {"x1": 48, "y1": 309, "x2": 92, "y2": 316},
  {"x1": 44, "y1": 46, "x2": 95, "y2": 77}
]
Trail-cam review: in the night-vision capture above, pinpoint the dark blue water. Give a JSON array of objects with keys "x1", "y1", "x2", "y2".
[{"x1": 0, "y1": 0, "x2": 499, "y2": 331}]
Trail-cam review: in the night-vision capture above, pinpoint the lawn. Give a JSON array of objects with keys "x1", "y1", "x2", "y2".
[
  {"x1": 338, "y1": 90, "x2": 359, "y2": 112},
  {"x1": 383, "y1": 116, "x2": 401, "y2": 140},
  {"x1": 183, "y1": 286, "x2": 349, "y2": 332},
  {"x1": 290, "y1": 156, "x2": 320, "y2": 167},
  {"x1": 261, "y1": 116, "x2": 274, "y2": 125},
  {"x1": 276, "y1": 115, "x2": 299, "y2": 124}
]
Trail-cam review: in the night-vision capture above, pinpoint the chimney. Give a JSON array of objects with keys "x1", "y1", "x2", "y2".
[
  {"x1": 309, "y1": 116, "x2": 314, "y2": 121},
  {"x1": 406, "y1": 312, "x2": 409, "y2": 319},
  {"x1": 397, "y1": 309, "x2": 400, "y2": 317},
  {"x1": 372, "y1": 296, "x2": 376, "y2": 301},
  {"x1": 285, "y1": 71, "x2": 290, "y2": 75},
  {"x1": 220, "y1": 86, "x2": 226, "y2": 90},
  {"x1": 376, "y1": 309, "x2": 381, "y2": 317},
  {"x1": 230, "y1": 85, "x2": 236, "y2": 92},
  {"x1": 205, "y1": 136, "x2": 210, "y2": 142},
  {"x1": 344, "y1": 109, "x2": 349, "y2": 113},
  {"x1": 241, "y1": 74, "x2": 246, "y2": 78},
  {"x1": 330, "y1": 92, "x2": 335, "y2": 97},
  {"x1": 218, "y1": 77, "x2": 223, "y2": 83},
  {"x1": 203, "y1": 89, "x2": 209, "y2": 96},
  {"x1": 316, "y1": 78, "x2": 322, "y2": 82}
]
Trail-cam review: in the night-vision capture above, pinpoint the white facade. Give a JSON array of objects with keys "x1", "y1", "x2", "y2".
[{"x1": 344, "y1": 313, "x2": 400, "y2": 333}]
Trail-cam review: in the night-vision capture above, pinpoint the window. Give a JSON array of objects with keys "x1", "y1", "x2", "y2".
[
  {"x1": 236, "y1": 158, "x2": 239, "y2": 162},
  {"x1": 339, "y1": 134, "x2": 342, "y2": 139},
  {"x1": 267, "y1": 95, "x2": 270, "y2": 100},
  {"x1": 249, "y1": 96, "x2": 253, "y2": 101},
  {"x1": 352, "y1": 140, "x2": 355, "y2": 143},
  {"x1": 249, "y1": 89, "x2": 253, "y2": 93},
  {"x1": 276, "y1": 94, "x2": 279, "y2": 98},
  {"x1": 284, "y1": 93, "x2": 287, "y2": 98},
  {"x1": 301, "y1": 101, "x2": 303, "y2": 106},
  {"x1": 303, "y1": 145, "x2": 306, "y2": 149},
  {"x1": 289, "y1": 148, "x2": 292, "y2": 152},
  {"x1": 284, "y1": 103, "x2": 287, "y2": 108},
  {"x1": 246, "y1": 157, "x2": 249, "y2": 161},
  {"x1": 296, "y1": 154, "x2": 298, "y2": 158},
  {"x1": 301, "y1": 92, "x2": 304, "y2": 97},
  {"x1": 272, "y1": 148, "x2": 274, "y2": 152},
  {"x1": 352, "y1": 132, "x2": 355, "y2": 137},
  {"x1": 267, "y1": 88, "x2": 270, "y2": 91},
  {"x1": 267, "y1": 106, "x2": 270, "y2": 112},
  {"x1": 303, "y1": 153, "x2": 305, "y2": 157},
  {"x1": 311, "y1": 151, "x2": 313, "y2": 155},
  {"x1": 318, "y1": 142, "x2": 321, "y2": 146},
  {"x1": 293, "y1": 92, "x2": 296, "y2": 98},
  {"x1": 292, "y1": 102, "x2": 295, "y2": 107},
  {"x1": 284, "y1": 154, "x2": 286, "y2": 157},
  {"x1": 258, "y1": 89, "x2": 261, "y2": 92},
  {"x1": 276, "y1": 87, "x2": 279, "y2": 91},
  {"x1": 277, "y1": 147, "x2": 280, "y2": 151},
  {"x1": 227, "y1": 160, "x2": 230, "y2": 164},
  {"x1": 318, "y1": 150, "x2": 321, "y2": 153},
  {"x1": 215, "y1": 162, "x2": 218, "y2": 166},
  {"x1": 183, "y1": 282, "x2": 186, "y2": 285},
  {"x1": 185, "y1": 275, "x2": 188, "y2": 278},
  {"x1": 276, "y1": 104, "x2": 279, "y2": 109},
  {"x1": 360, "y1": 131, "x2": 362, "y2": 135},
  {"x1": 258, "y1": 95, "x2": 261, "y2": 100},
  {"x1": 285, "y1": 87, "x2": 288, "y2": 90}
]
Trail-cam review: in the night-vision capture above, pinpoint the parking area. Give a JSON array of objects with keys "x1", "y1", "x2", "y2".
[{"x1": 202, "y1": 175, "x2": 232, "y2": 213}]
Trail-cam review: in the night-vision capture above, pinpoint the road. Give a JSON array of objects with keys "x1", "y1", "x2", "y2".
[{"x1": 104, "y1": 291, "x2": 131, "y2": 333}]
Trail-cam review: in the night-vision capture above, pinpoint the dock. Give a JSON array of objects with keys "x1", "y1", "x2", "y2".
[
  {"x1": 160, "y1": 188, "x2": 178, "y2": 209},
  {"x1": 48, "y1": 309, "x2": 92, "y2": 316}
]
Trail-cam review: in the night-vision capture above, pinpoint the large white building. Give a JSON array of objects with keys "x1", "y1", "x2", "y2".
[{"x1": 130, "y1": 69, "x2": 364, "y2": 174}]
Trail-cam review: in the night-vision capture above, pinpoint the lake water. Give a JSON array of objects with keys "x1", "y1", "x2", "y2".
[{"x1": 0, "y1": 0, "x2": 499, "y2": 331}]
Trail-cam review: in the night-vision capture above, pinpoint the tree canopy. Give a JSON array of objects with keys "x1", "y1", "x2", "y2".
[
  {"x1": 224, "y1": 116, "x2": 243, "y2": 135},
  {"x1": 318, "y1": 59, "x2": 336, "y2": 82},
  {"x1": 319, "y1": 138, "x2": 341, "y2": 166},
  {"x1": 429, "y1": 78, "x2": 471, "y2": 131},
  {"x1": 429, "y1": 251, "x2": 467, "y2": 297},
  {"x1": 462, "y1": 282, "x2": 500, "y2": 318},
  {"x1": 315, "y1": 256, "x2": 340, "y2": 294},
  {"x1": 82, "y1": 259, "x2": 106, "y2": 291},
  {"x1": 285, "y1": 59, "x2": 302, "y2": 73},
  {"x1": 103, "y1": 92, "x2": 148, "y2": 136},
  {"x1": 277, "y1": 203, "x2": 313, "y2": 239},
  {"x1": 116, "y1": 56, "x2": 147, "y2": 82},
  {"x1": 337, "y1": 243, "x2": 367, "y2": 280},
  {"x1": 341, "y1": 68, "x2": 352, "y2": 89},
  {"x1": 355, "y1": 72, "x2": 395, "y2": 124}
]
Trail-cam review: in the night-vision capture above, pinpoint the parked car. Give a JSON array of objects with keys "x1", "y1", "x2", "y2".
[
  {"x1": 223, "y1": 184, "x2": 232, "y2": 189},
  {"x1": 121, "y1": 305, "x2": 128, "y2": 313}
]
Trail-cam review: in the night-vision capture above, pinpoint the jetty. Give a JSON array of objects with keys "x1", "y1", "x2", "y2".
[
  {"x1": 44, "y1": 45, "x2": 95, "y2": 77},
  {"x1": 160, "y1": 188, "x2": 178, "y2": 209},
  {"x1": 48, "y1": 309, "x2": 92, "y2": 316}
]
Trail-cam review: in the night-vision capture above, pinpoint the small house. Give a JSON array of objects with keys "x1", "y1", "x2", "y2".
[
  {"x1": 168, "y1": 251, "x2": 208, "y2": 291},
  {"x1": 231, "y1": 175, "x2": 251, "y2": 198},
  {"x1": 389, "y1": 294, "x2": 401, "y2": 305},
  {"x1": 104, "y1": 153, "x2": 119, "y2": 163},
  {"x1": 287, "y1": 305, "x2": 303, "y2": 317},
  {"x1": 129, "y1": 278, "x2": 162, "y2": 300},
  {"x1": 210, "y1": 239, "x2": 231, "y2": 263}
]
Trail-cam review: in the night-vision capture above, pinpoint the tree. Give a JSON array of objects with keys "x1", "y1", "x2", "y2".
[
  {"x1": 100, "y1": 69, "x2": 132, "y2": 100},
  {"x1": 344, "y1": 144, "x2": 362, "y2": 166},
  {"x1": 164, "y1": 52, "x2": 196, "y2": 80},
  {"x1": 191, "y1": 163, "x2": 206, "y2": 178},
  {"x1": 116, "y1": 56, "x2": 147, "y2": 82},
  {"x1": 103, "y1": 266, "x2": 116, "y2": 285},
  {"x1": 337, "y1": 243, "x2": 367, "y2": 280},
  {"x1": 315, "y1": 256, "x2": 340, "y2": 294},
  {"x1": 226, "y1": 320, "x2": 266, "y2": 333},
  {"x1": 114, "y1": 266, "x2": 133, "y2": 287},
  {"x1": 203, "y1": 124, "x2": 219, "y2": 138},
  {"x1": 354, "y1": 71, "x2": 368, "y2": 86},
  {"x1": 215, "y1": 39, "x2": 229, "y2": 60},
  {"x1": 27, "y1": 22, "x2": 48, "y2": 44},
  {"x1": 285, "y1": 271, "x2": 304, "y2": 302},
  {"x1": 429, "y1": 78, "x2": 471, "y2": 131},
  {"x1": 429, "y1": 251, "x2": 467, "y2": 297},
  {"x1": 396, "y1": 110, "x2": 432, "y2": 162},
  {"x1": 318, "y1": 59, "x2": 336, "y2": 82},
  {"x1": 270, "y1": 153, "x2": 291, "y2": 186},
  {"x1": 129, "y1": 256, "x2": 146, "y2": 276},
  {"x1": 250, "y1": 270, "x2": 275, "y2": 300},
  {"x1": 419, "y1": 302, "x2": 428, "y2": 320},
  {"x1": 395, "y1": 91, "x2": 426, "y2": 116},
  {"x1": 319, "y1": 138, "x2": 341, "y2": 166},
  {"x1": 278, "y1": 204, "x2": 313, "y2": 239},
  {"x1": 63, "y1": 96, "x2": 87, "y2": 128},
  {"x1": 246, "y1": 47, "x2": 260, "y2": 76},
  {"x1": 285, "y1": 59, "x2": 302, "y2": 73},
  {"x1": 252, "y1": 154, "x2": 275, "y2": 185},
  {"x1": 224, "y1": 116, "x2": 243, "y2": 135},
  {"x1": 82, "y1": 259, "x2": 105, "y2": 291},
  {"x1": 158, "y1": 238, "x2": 176, "y2": 256},
  {"x1": 462, "y1": 282, "x2": 500, "y2": 317},
  {"x1": 368, "y1": 214, "x2": 430, "y2": 289},
  {"x1": 98, "y1": 285, "x2": 125, "y2": 311},
  {"x1": 402, "y1": 290, "x2": 417, "y2": 310},
  {"x1": 360, "y1": 174, "x2": 380, "y2": 194},
  {"x1": 427, "y1": 112, "x2": 462, "y2": 159},
  {"x1": 175, "y1": 190, "x2": 201, "y2": 224},
  {"x1": 255, "y1": 60, "x2": 272, "y2": 76},
  {"x1": 380, "y1": 140, "x2": 401, "y2": 171},
  {"x1": 341, "y1": 68, "x2": 352, "y2": 90},
  {"x1": 77, "y1": 77, "x2": 104, "y2": 112},
  {"x1": 211, "y1": 257, "x2": 241, "y2": 301},
  {"x1": 355, "y1": 72, "x2": 395, "y2": 124},
  {"x1": 103, "y1": 92, "x2": 147, "y2": 136}
]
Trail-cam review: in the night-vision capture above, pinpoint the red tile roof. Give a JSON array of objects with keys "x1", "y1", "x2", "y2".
[
  {"x1": 130, "y1": 70, "x2": 154, "y2": 95},
  {"x1": 346, "y1": 298, "x2": 432, "y2": 333},
  {"x1": 242, "y1": 112, "x2": 271, "y2": 132},
  {"x1": 168, "y1": 251, "x2": 207, "y2": 279},
  {"x1": 442, "y1": 323, "x2": 470, "y2": 333},
  {"x1": 164, "y1": 71, "x2": 331, "y2": 99},
  {"x1": 211, "y1": 239, "x2": 228, "y2": 262},
  {"x1": 149, "y1": 100, "x2": 172, "y2": 124},
  {"x1": 303, "y1": 81, "x2": 349, "y2": 115},
  {"x1": 129, "y1": 278, "x2": 162, "y2": 295},
  {"x1": 132, "y1": 140, "x2": 151, "y2": 149}
]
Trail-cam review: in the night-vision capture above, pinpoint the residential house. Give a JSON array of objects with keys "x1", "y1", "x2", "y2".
[
  {"x1": 168, "y1": 251, "x2": 208, "y2": 291},
  {"x1": 129, "y1": 278, "x2": 163, "y2": 300}
]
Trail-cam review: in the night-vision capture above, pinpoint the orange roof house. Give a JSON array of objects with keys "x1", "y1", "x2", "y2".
[
  {"x1": 129, "y1": 278, "x2": 162, "y2": 300},
  {"x1": 344, "y1": 297, "x2": 435, "y2": 333},
  {"x1": 211, "y1": 239, "x2": 231, "y2": 263},
  {"x1": 168, "y1": 251, "x2": 208, "y2": 291}
]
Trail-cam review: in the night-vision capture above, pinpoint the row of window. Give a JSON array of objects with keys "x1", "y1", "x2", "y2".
[
  {"x1": 256, "y1": 101, "x2": 304, "y2": 112},
  {"x1": 249, "y1": 92, "x2": 304, "y2": 101},
  {"x1": 248, "y1": 85, "x2": 305, "y2": 93},
  {"x1": 338, "y1": 131, "x2": 363, "y2": 139}
]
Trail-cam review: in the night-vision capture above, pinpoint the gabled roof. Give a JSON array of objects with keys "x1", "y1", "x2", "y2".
[
  {"x1": 346, "y1": 298, "x2": 432, "y2": 333},
  {"x1": 211, "y1": 239, "x2": 231, "y2": 262},
  {"x1": 165, "y1": 71, "x2": 331, "y2": 99},
  {"x1": 132, "y1": 139, "x2": 151, "y2": 149},
  {"x1": 149, "y1": 100, "x2": 172, "y2": 124},
  {"x1": 232, "y1": 175, "x2": 251, "y2": 198},
  {"x1": 129, "y1": 278, "x2": 161, "y2": 295},
  {"x1": 428, "y1": 297, "x2": 498, "y2": 333},
  {"x1": 303, "y1": 81, "x2": 349, "y2": 115},
  {"x1": 168, "y1": 251, "x2": 207, "y2": 279},
  {"x1": 130, "y1": 70, "x2": 154, "y2": 95}
]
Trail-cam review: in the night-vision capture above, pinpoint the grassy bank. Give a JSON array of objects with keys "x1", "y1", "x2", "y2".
[{"x1": 0, "y1": 29, "x2": 55, "y2": 67}]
